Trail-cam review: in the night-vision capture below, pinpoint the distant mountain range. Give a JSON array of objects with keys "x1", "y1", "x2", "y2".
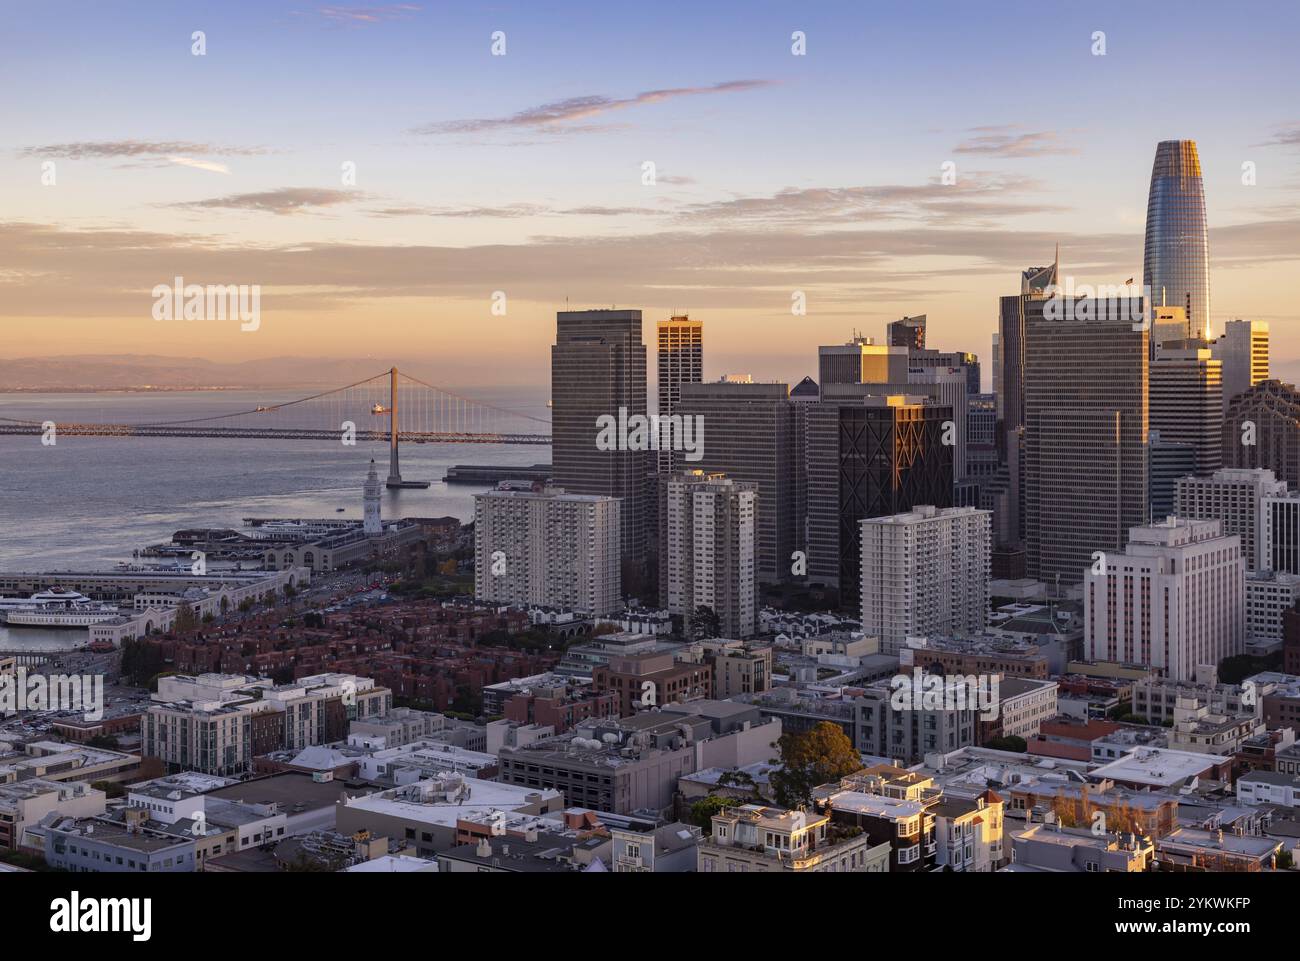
[{"x1": 0, "y1": 355, "x2": 408, "y2": 391}]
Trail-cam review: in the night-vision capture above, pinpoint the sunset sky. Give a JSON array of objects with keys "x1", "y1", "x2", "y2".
[{"x1": 3, "y1": 0, "x2": 1299, "y2": 390}]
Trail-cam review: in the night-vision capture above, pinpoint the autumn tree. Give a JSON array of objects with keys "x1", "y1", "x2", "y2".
[{"x1": 769, "y1": 722, "x2": 863, "y2": 810}]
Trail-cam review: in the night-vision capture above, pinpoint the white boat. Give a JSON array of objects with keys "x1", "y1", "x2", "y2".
[{"x1": 0, "y1": 589, "x2": 121, "y2": 628}]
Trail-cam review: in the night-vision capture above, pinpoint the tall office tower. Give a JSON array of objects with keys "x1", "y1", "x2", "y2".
[
  {"x1": 676, "y1": 381, "x2": 797, "y2": 582},
  {"x1": 818, "y1": 336, "x2": 909, "y2": 386},
  {"x1": 474, "y1": 485, "x2": 621, "y2": 616},
  {"x1": 999, "y1": 255, "x2": 1060, "y2": 444},
  {"x1": 909, "y1": 366, "x2": 969, "y2": 480},
  {"x1": 806, "y1": 391, "x2": 953, "y2": 603},
  {"x1": 966, "y1": 394, "x2": 999, "y2": 480},
  {"x1": 859, "y1": 505, "x2": 991, "y2": 656},
  {"x1": 888, "y1": 315, "x2": 927, "y2": 350},
  {"x1": 1149, "y1": 349, "x2": 1223, "y2": 475},
  {"x1": 998, "y1": 254, "x2": 1059, "y2": 544},
  {"x1": 1263, "y1": 491, "x2": 1300, "y2": 574},
  {"x1": 1177, "y1": 468, "x2": 1288, "y2": 572},
  {"x1": 659, "y1": 471, "x2": 757, "y2": 638},
  {"x1": 1144, "y1": 140, "x2": 1211, "y2": 339},
  {"x1": 1223, "y1": 380, "x2": 1300, "y2": 486},
  {"x1": 1212, "y1": 319, "x2": 1270, "y2": 409},
  {"x1": 656, "y1": 314, "x2": 704, "y2": 475},
  {"x1": 790, "y1": 376, "x2": 821, "y2": 562},
  {"x1": 910, "y1": 349, "x2": 980, "y2": 397},
  {"x1": 551, "y1": 309, "x2": 647, "y2": 563},
  {"x1": 1148, "y1": 432, "x2": 1196, "y2": 522},
  {"x1": 1023, "y1": 294, "x2": 1148, "y2": 584},
  {"x1": 1083, "y1": 518, "x2": 1244, "y2": 682},
  {"x1": 991, "y1": 333, "x2": 1002, "y2": 417}
]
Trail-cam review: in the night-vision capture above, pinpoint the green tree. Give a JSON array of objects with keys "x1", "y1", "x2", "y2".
[
  {"x1": 689, "y1": 605, "x2": 721, "y2": 641},
  {"x1": 690, "y1": 795, "x2": 743, "y2": 833},
  {"x1": 768, "y1": 722, "x2": 862, "y2": 810}
]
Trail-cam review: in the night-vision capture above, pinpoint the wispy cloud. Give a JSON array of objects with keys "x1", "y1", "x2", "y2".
[
  {"x1": 19, "y1": 140, "x2": 266, "y2": 160},
  {"x1": 165, "y1": 157, "x2": 231, "y2": 175},
  {"x1": 413, "y1": 80, "x2": 774, "y2": 135},
  {"x1": 674, "y1": 173, "x2": 1063, "y2": 228},
  {"x1": 168, "y1": 187, "x2": 359, "y2": 215},
  {"x1": 953, "y1": 125, "x2": 1080, "y2": 158},
  {"x1": 1256, "y1": 122, "x2": 1300, "y2": 149},
  {"x1": 316, "y1": 4, "x2": 420, "y2": 26},
  {"x1": 364, "y1": 202, "x2": 654, "y2": 219}
]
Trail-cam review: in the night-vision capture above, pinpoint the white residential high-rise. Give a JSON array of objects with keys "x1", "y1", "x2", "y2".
[
  {"x1": 1083, "y1": 518, "x2": 1245, "y2": 681},
  {"x1": 859, "y1": 505, "x2": 991, "y2": 655},
  {"x1": 473, "y1": 485, "x2": 621, "y2": 616},
  {"x1": 1175, "y1": 468, "x2": 1288, "y2": 572},
  {"x1": 660, "y1": 471, "x2": 757, "y2": 638},
  {"x1": 363, "y1": 460, "x2": 383, "y2": 536}
]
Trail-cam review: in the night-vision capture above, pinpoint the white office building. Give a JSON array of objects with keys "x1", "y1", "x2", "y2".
[
  {"x1": 860, "y1": 505, "x2": 991, "y2": 655},
  {"x1": 1083, "y1": 518, "x2": 1245, "y2": 681},
  {"x1": 474, "y1": 484, "x2": 621, "y2": 616},
  {"x1": 1176, "y1": 468, "x2": 1287, "y2": 572},
  {"x1": 1245, "y1": 570, "x2": 1300, "y2": 650},
  {"x1": 660, "y1": 471, "x2": 757, "y2": 638}
]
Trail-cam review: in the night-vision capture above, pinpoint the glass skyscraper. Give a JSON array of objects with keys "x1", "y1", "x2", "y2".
[{"x1": 1143, "y1": 140, "x2": 1211, "y2": 339}]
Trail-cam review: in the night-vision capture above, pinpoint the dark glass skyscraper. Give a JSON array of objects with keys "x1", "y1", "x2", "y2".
[
  {"x1": 551, "y1": 309, "x2": 647, "y2": 563},
  {"x1": 1143, "y1": 140, "x2": 1211, "y2": 338}
]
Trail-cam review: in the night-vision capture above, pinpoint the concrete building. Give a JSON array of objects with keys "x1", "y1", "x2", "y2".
[
  {"x1": 1223, "y1": 380, "x2": 1300, "y2": 487},
  {"x1": 610, "y1": 822, "x2": 701, "y2": 873},
  {"x1": 656, "y1": 314, "x2": 703, "y2": 476},
  {"x1": 1148, "y1": 432, "x2": 1196, "y2": 522},
  {"x1": 1263, "y1": 490, "x2": 1300, "y2": 575},
  {"x1": 854, "y1": 677, "x2": 982, "y2": 763},
  {"x1": 698, "y1": 803, "x2": 891, "y2": 873},
  {"x1": 497, "y1": 709, "x2": 778, "y2": 816},
  {"x1": 1246, "y1": 571, "x2": 1300, "y2": 649},
  {"x1": 1212, "y1": 319, "x2": 1269, "y2": 409},
  {"x1": 1149, "y1": 349, "x2": 1222, "y2": 476},
  {"x1": 807, "y1": 392, "x2": 953, "y2": 603},
  {"x1": 1008, "y1": 822, "x2": 1153, "y2": 872},
  {"x1": 818, "y1": 336, "x2": 909, "y2": 386},
  {"x1": 1023, "y1": 295, "x2": 1148, "y2": 583},
  {"x1": 336, "y1": 772, "x2": 563, "y2": 857},
  {"x1": 659, "y1": 471, "x2": 756, "y2": 638},
  {"x1": 1176, "y1": 467, "x2": 1287, "y2": 572},
  {"x1": 888, "y1": 315, "x2": 926, "y2": 350},
  {"x1": 0, "y1": 780, "x2": 105, "y2": 851},
  {"x1": 42, "y1": 809, "x2": 198, "y2": 873},
  {"x1": 474, "y1": 484, "x2": 621, "y2": 617},
  {"x1": 1083, "y1": 518, "x2": 1245, "y2": 681},
  {"x1": 859, "y1": 505, "x2": 991, "y2": 655},
  {"x1": 675, "y1": 381, "x2": 798, "y2": 581},
  {"x1": 551, "y1": 308, "x2": 647, "y2": 564}
]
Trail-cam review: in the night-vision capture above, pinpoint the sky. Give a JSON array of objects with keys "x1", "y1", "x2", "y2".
[{"x1": 2, "y1": 0, "x2": 1299, "y2": 390}]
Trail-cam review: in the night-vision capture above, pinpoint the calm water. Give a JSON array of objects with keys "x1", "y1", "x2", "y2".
[{"x1": 0, "y1": 389, "x2": 549, "y2": 649}]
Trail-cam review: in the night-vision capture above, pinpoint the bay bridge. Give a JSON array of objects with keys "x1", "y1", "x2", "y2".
[{"x1": 0, "y1": 367, "x2": 552, "y2": 488}]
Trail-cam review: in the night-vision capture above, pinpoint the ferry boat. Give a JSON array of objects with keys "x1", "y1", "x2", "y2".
[{"x1": 0, "y1": 589, "x2": 121, "y2": 628}]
